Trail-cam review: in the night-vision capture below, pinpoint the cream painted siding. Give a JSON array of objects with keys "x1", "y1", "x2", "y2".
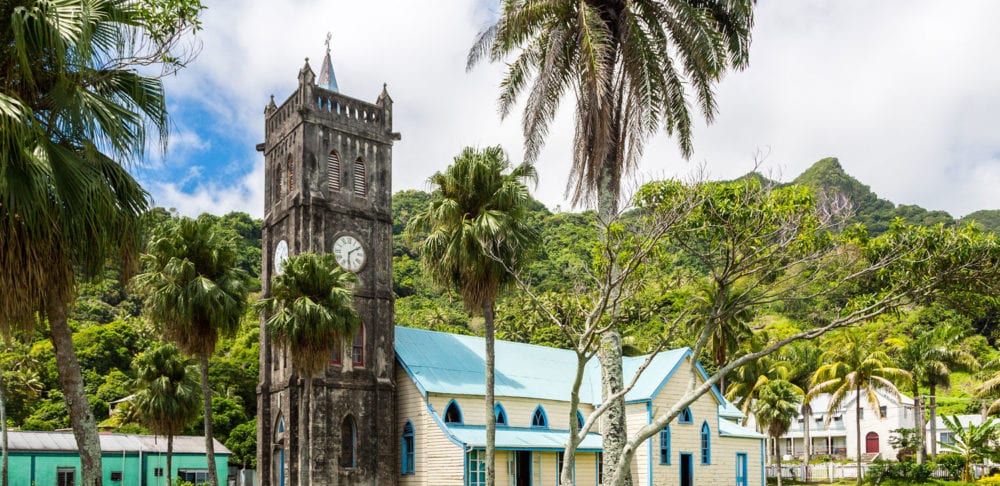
[
  {"x1": 397, "y1": 367, "x2": 465, "y2": 486},
  {"x1": 626, "y1": 404, "x2": 650, "y2": 486},
  {"x1": 429, "y1": 394, "x2": 595, "y2": 431}
]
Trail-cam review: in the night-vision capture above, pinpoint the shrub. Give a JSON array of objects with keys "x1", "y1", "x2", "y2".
[
  {"x1": 937, "y1": 453, "x2": 966, "y2": 481},
  {"x1": 978, "y1": 473, "x2": 1000, "y2": 485}
]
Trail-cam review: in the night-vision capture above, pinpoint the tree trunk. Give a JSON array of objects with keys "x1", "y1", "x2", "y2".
[
  {"x1": 775, "y1": 434, "x2": 783, "y2": 486},
  {"x1": 1, "y1": 357, "x2": 7, "y2": 486},
  {"x1": 199, "y1": 354, "x2": 220, "y2": 486},
  {"x1": 485, "y1": 301, "x2": 497, "y2": 486},
  {"x1": 167, "y1": 434, "x2": 173, "y2": 486},
  {"x1": 929, "y1": 384, "x2": 938, "y2": 460},
  {"x1": 802, "y1": 403, "x2": 812, "y2": 480},
  {"x1": 855, "y1": 386, "x2": 862, "y2": 486},
  {"x1": 914, "y1": 391, "x2": 926, "y2": 465},
  {"x1": 48, "y1": 298, "x2": 103, "y2": 486}
]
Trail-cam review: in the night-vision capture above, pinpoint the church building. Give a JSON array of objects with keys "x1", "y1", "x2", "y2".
[{"x1": 256, "y1": 47, "x2": 764, "y2": 486}]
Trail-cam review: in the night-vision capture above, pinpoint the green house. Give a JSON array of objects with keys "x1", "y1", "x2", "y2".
[{"x1": 6, "y1": 431, "x2": 231, "y2": 486}]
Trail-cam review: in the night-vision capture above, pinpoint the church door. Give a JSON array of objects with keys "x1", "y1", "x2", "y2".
[{"x1": 866, "y1": 432, "x2": 880, "y2": 454}]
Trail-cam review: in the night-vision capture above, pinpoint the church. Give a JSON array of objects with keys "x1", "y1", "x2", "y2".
[{"x1": 255, "y1": 46, "x2": 765, "y2": 486}]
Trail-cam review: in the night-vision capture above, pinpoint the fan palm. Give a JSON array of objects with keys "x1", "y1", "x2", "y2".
[
  {"x1": 131, "y1": 342, "x2": 202, "y2": 484},
  {"x1": 406, "y1": 146, "x2": 538, "y2": 486},
  {"x1": 808, "y1": 328, "x2": 911, "y2": 486},
  {"x1": 754, "y1": 379, "x2": 802, "y2": 486},
  {"x1": 0, "y1": 1, "x2": 172, "y2": 483},
  {"x1": 132, "y1": 216, "x2": 250, "y2": 486},
  {"x1": 940, "y1": 416, "x2": 999, "y2": 483},
  {"x1": 258, "y1": 252, "x2": 359, "y2": 484},
  {"x1": 469, "y1": 4, "x2": 754, "y2": 479}
]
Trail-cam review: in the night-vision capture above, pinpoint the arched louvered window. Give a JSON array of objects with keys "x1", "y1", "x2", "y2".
[
  {"x1": 327, "y1": 151, "x2": 341, "y2": 192},
  {"x1": 353, "y1": 158, "x2": 367, "y2": 197},
  {"x1": 286, "y1": 155, "x2": 294, "y2": 193},
  {"x1": 401, "y1": 420, "x2": 415, "y2": 475},
  {"x1": 340, "y1": 415, "x2": 357, "y2": 468}
]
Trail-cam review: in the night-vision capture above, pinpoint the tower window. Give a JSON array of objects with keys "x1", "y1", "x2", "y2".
[
  {"x1": 287, "y1": 155, "x2": 295, "y2": 193},
  {"x1": 352, "y1": 326, "x2": 364, "y2": 367},
  {"x1": 444, "y1": 400, "x2": 463, "y2": 424},
  {"x1": 340, "y1": 415, "x2": 357, "y2": 469},
  {"x1": 274, "y1": 163, "x2": 283, "y2": 199},
  {"x1": 401, "y1": 420, "x2": 415, "y2": 475},
  {"x1": 327, "y1": 151, "x2": 341, "y2": 192},
  {"x1": 353, "y1": 158, "x2": 367, "y2": 197},
  {"x1": 494, "y1": 403, "x2": 507, "y2": 426},
  {"x1": 531, "y1": 405, "x2": 548, "y2": 428}
]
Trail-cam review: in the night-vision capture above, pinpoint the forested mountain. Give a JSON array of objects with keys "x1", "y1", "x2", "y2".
[{"x1": 3, "y1": 159, "x2": 998, "y2": 455}]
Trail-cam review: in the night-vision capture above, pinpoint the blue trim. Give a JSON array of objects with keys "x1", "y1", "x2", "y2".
[
  {"x1": 678, "y1": 407, "x2": 693, "y2": 424},
  {"x1": 444, "y1": 399, "x2": 464, "y2": 424},
  {"x1": 531, "y1": 405, "x2": 549, "y2": 429},
  {"x1": 401, "y1": 420, "x2": 415, "y2": 475},
  {"x1": 760, "y1": 441, "x2": 765, "y2": 486},
  {"x1": 495, "y1": 402, "x2": 508, "y2": 426},
  {"x1": 700, "y1": 421, "x2": 711, "y2": 465},
  {"x1": 659, "y1": 425, "x2": 671, "y2": 466},
  {"x1": 647, "y1": 402, "x2": 654, "y2": 486},
  {"x1": 576, "y1": 410, "x2": 585, "y2": 430},
  {"x1": 680, "y1": 452, "x2": 693, "y2": 485},
  {"x1": 736, "y1": 452, "x2": 748, "y2": 486},
  {"x1": 639, "y1": 348, "x2": 731, "y2": 411},
  {"x1": 426, "y1": 402, "x2": 467, "y2": 448},
  {"x1": 394, "y1": 352, "x2": 429, "y2": 397}
]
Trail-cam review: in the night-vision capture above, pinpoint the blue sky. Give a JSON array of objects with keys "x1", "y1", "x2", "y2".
[{"x1": 142, "y1": 1, "x2": 1000, "y2": 218}]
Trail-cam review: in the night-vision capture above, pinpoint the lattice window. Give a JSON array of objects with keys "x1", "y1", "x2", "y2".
[
  {"x1": 353, "y1": 158, "x2": 367, "y2": 197},
  {"x1": 327, "y1": 151, "x2": 341, "y2": 192}
]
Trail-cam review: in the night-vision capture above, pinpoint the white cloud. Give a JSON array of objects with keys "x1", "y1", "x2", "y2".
[
  {"x1": 147, "y1": 157, "x2": 264, "y2": 217},
  {"x1": 156, "y1": 0, "x2": 1000, "y2": 218}
]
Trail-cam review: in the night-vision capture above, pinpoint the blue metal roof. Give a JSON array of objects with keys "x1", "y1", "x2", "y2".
[
  {"x1": 318, "y1": 48, "x2": 339, "y2": 92},
  {"x1": 445, "y1": 425, "x2": 603, "y2": 451},
  {"x1": 718, "y1": 419, "x2": 766, "y2": 439}
]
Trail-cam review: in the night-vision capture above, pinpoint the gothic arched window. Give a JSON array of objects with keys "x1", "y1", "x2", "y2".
[
  {"x1": 401, "y1": 420, "x2": 415, "y2": 475},
  {"x1": 351, "y1": 325, "x2": 364, "y2": 367},
  {"x1": 577, "y1": 410, "x2": 585, "y2": 430},
  {"x1": 286, "y1": 155, "x2": 295, "y2": 193},
  {"x1": 274, "y1": 163, "x2": 283, "y2": 199},
  {"x1": 340, "y1": 415, "x2": 357, "y2": 469},
  {"x1": 444, "y1": 400, "x2": 463, "y2": 424},
  {"x1": 679, "y1": 407, "x2": 693, "y2": 424},
  {"x1": 700, "y1": 421, "x2": 711, "y2": 465},
  {"x1": 353, "y1": 158, "x2": 367, "y2": 197},
  {"x1": 494, "y1": 403, "x2": 507, "y2": 426},
  {"x1": 531, "y1": 405, "x2": 548, "y2": 429},
  {"x1": 327, "y1": 151, "x2": 341, "y2": 193}
]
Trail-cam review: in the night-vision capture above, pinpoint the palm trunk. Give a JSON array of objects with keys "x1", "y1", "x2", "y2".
[
  {"x1": 914, "y1": 390, "x2": 926, "y2": 464},
  {"x1": 855, "y1": 386, "x2": 862, "y2": 486},
  {"x1": 1, "y1": 358, "x2": 7, "y2": 486},
  {"x1": 485, "y1": 301, "x2": 497, "y2": 486},
  {"x1": 775, "y1": 434, "x2": 783, "y2": 486},
  {"x1": 167, "y1": 434, "x2": 173, "y2": 486},
  {"x1": 802, "y1": 403, "x2": 812, "y2": 480},
  {"x1": 199, "y1": 354, "x2": 220, "y2": 486},
  {"x1": 929, "y1": 384, "x2": 938, "y2": 460},
  {"x1": 48, "y1": 298, "x2": 103, "y2": 486}
]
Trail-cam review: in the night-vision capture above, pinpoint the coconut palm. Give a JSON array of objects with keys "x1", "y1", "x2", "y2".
[
  {"x1": 406, "y1": 146, "x2": 538, "y2": 486},
  {"x1": 754, "y1": 379, "x2": 802, "y2": 486},
  {"x1": 258, "y1": 252, "x2": 359, "y2": 484},
  {"x1": 131, "y1": 342, "x2": 202, "y2": 484},
  {"x1": 468, "y1": 3, "x2": 755, "y2": 478},
  {"x1": 782, "y1": 342, "x2": 823, "y2": 475},
  {"x1": 0, "y1": 1, "x2": 175, "y2": 482},
  {"x1": 133, "y1": 216, "x2": 250, "y2": 486},
  {"x1": 725, "y1": 335, "x2": 788, "y2": 425},
  {"x1": 940, "y1": 416, "x2": 999, "y2": 483},
  {"x1": 809, "y1": 328, "x2": 911, "y2": 486}
]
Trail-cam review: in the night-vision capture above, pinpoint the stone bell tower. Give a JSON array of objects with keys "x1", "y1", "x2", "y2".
[{"x1": 256, "y1": 41, "x2": 400, "y2": 486}]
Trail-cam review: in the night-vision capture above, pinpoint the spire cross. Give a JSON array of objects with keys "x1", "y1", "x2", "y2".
[{"x1": 325, "y1": 32, "x2": 332, "y2": 52}]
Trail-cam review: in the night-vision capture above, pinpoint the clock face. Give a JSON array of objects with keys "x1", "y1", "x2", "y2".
[
  {"x1": 333, "y1": 235, "x2": 366, "y2": 272},
  {"x1": 274, "y1": 240, "x2": 289, "y2": 275}
]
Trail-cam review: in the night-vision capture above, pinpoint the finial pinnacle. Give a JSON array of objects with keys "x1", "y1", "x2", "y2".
[{"x1": 325, "y1": 32, "x2": 332, "y2": 52}]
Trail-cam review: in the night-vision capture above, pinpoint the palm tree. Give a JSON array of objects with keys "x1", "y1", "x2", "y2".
[
  {"x1": 258, "y1": 252, "x2": 359, "y2": 485},
  {"x1": 940, "y1": 416, "x2": 999, "y2": 483},
  {"x1": 754, "y1": 379, "x2": 802, "y2": 486},
  {"x1": 808, "y1": 328, "x2": 911, "y2": 486},
  {"x1": 691, "y1": 280, "x2": 754, "y2": 394},
  {"x1": 0, "y1": 1, "x2": 174, "y2": 483},
  {"x1": 724, "y1": 335, "x2": 788, "y2": 425},
  {"x1": 782, "y1": 342, "x2": 823, "y2": 475},
  {"x1": 133, "y1": 216, "x2": 250, "y2": 486},
  {"x1": 469, "y1": 3, "x2": 755, "y2": 480},
  {"x1": 406, "y1": 146, "x2": 538, "y2": 486},
  {"x1": 131, "y1": 342, "x2": 202, "y2": 484}
]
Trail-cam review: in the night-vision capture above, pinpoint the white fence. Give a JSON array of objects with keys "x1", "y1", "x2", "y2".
[{"x1": 766, "y1": 463, "x2": 991, "y2": 482}]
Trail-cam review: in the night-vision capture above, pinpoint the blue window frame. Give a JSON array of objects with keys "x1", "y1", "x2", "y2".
[
  {"x1": 736, "y1": 452, "x2": 748, "y2": 486},
  {"x1": 531, "y1": 405, "x2": 549, "y2": 428},
  {"x1": 576, "y1": 410, "x2": 585, "y2": 430},
  {"x1": 494, "y1": 403, "x2": 508, "y2": 426},
  {"x1": 700, "y1": 422, "x2": 711, "y2": 465},
  {"x1": 444, "y1": 399, "x2": 463, "y2": 424},
  {"x1": 401, "y1": 420, "x2": 415, "y2": 475},
  {"x1": 659, "y1": 425, "x2": 671, "y2": 465},
  {"x1": 679, "y1": 407, "x2": 693, "y2": 424},
  {"x1": 468, "y1": 450, "x2": 486, "y2": 486}
]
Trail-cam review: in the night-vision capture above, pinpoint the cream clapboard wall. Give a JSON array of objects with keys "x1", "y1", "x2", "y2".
[
  {"x1": 397, "y1": 367, "x2": 465, "y2": 486},
  {"x1": 428, "y1": 394, "x2": 597, "y2": 432}
]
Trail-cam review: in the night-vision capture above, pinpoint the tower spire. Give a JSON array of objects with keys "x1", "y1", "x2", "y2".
[{"x1": 318, "y1": 32, "x2": 339, "y2": 92}]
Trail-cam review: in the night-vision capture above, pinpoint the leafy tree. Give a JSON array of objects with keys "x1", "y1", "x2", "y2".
[
  {"x1": 888, "y1": 428, "x2": 921, "y2": 462},
  {"x1": 133, "y1": 216, "x2": 250, "y2": 486},
  {"x1": 724, "y1": 336, "x2": 789, "y2": 424},
  {"x1": 754, "y1": 379, "x2": 802, "y2": 486},
  {"x1": 407, "y1": 146, "x2": 539, "y2": 486},
  {"x1": 225, "y1": 421, "x2": 257, "y2": 469},
  {"x1": 940, "y1": 416, "x2": 999, "y2": 482},
  {"x1": 130, "y1": 342, "x2": 201, "y2": 483},
  {"x1": 469, "y1": 1, "x2": 755, "y2": 482},
  {"x1": 809, "y1": 328, "x2": 911, "y2": 486},
  {"x1": 258, "y1": 252, "x2": 359, "y2": 485}
]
